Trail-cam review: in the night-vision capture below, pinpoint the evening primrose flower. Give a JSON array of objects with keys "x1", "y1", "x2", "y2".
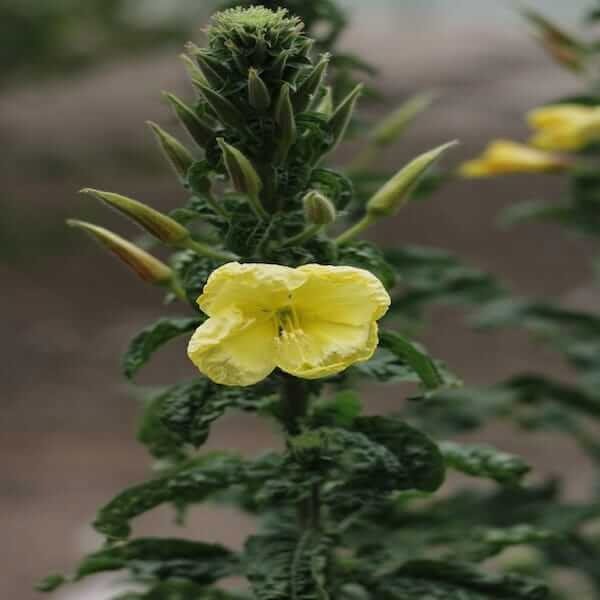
[
  {"x1": 528, "y1": 104, "x2": 600, "y2": 151},
  {"x1": 187, "y1": 262, "x2": 390, "y2": 386},
  {"x1": 459, "y1": 140, "x2": 567, "y2": 177}
]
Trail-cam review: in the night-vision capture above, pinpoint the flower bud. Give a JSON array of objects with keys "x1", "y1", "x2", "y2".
[
  {"x1": 303, "y1": 191, "x2": 336, "y2": 225},
  {"x1": 146, "y1": 121, "x2": 194, "y2": 179},
  {"x1": 186, "y1": 43, "x2": 225, "y2": 89},
  {"x1": 217, "y1": 139, "x2": 264, "y2": 211},
  {"x1": 196, "y1": 83, "x2": 245, "y2": 129},
  {"x1": 371, "y1": 92, "x2": 436, "y2": 146},
  {"x1": 163, "y1": 92, "x2": 214, "y2": 149},
  {"x1": 274, "y1": 83, "x2": 297, "y2": 162},
  {"x1": 293, "y1": 54, "x2": 330, "y2": 112},
  {"x1": 67, "y1": 219, "x2": 172, "y2": 285},
  {"x1": 523, "y1": 9, "x2": 584, "y2": 72},
  {"x1": 248, "y1": 68, "x2": 271, "y2": 112},
  {"x1": 80, "y1": 188, "x2": 190, "y2": 245},
  {"x1": 367, "y1": 141, "x2": 457, "y2": 217},
  {"x1": 316, "y1": 86, "x2": 334, "y2": 117},
  {"x1": 179, "y1": 53, "x2": 208, "y2": 88},
  {"x1": 329, "y1": 83, "x2": 363, "y2": 151}
]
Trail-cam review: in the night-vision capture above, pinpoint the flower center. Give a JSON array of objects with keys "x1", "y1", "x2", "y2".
[{"x1": 275, "y1": 305, "x2": 302, "y2": 338}]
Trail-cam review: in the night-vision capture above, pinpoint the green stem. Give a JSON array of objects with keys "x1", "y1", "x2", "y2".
[
  {"x1": 335, "y1": 214, "x2": 378, "y2": 245},
  {"x1": 282, "y1": 224, "x2": 324, "y2": 247},
  {"x1": 249, "y1": 192, "x2": 270, "y2": 221},
  {"x1": 180, "y1": 237, "x2": 239, "y2": 262},
  {"x1": 280, "y1": 376, "x2": 320, "y2": 529},
  {"x1": 167, "y1": 276, "x2": 187, "y2": 301}
]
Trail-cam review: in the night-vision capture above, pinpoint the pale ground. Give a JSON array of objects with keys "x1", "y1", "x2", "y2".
[{"x1": 2, "y1": 12, "x2": 597, "y2": 600}]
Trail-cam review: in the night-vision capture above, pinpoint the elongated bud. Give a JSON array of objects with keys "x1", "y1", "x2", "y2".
[
  {"x1": 197, "y1": 83, "x2": 245, "y2": 129},
  {"x1": 179, "y1": 54, "x2": 208, "y2": 88},
  {"x1": 316, "y1": 86, "x2": 334, "y2": 117},
  {"x1": 186, "y1": 43, "x2": 225, "y2": 89},
  {"x1": 367, "y1": 141, "x2": 458, "y2": 217},
  {"x1": 163, "y1": 92, "x2": 214, "y2": 149},
  {"x1": 303, "y1": 191, "x2": 336, "y2": 225},
  {"x1": 274, "y1": 83, "x2": 297, "y2": 162},
  {"x1": 146, "y1": 121, "x2": 193, "y2": 179},
  {"x1": 522, "y1": 9, "x2": 584, "y2": 72},
  {"x1": 67, "y1": 220, "x2": 173, "y2": 285},
  {"x1": 217, "y1": 139, "x2": 266, "y2": 218},
  {"x1": 248, "y1": 68, "x2": 271, "y2": 112},
  {"x1": 372, "y1": 92, "x2": 436, "y2": 146},
  {"x1": 80, "y1": 188, "x2": 190, "y2": 245},
  {"x1": 293, "y1": 54, "x2": 330, "y2": 112},
  {"x1": 329, "y1": 84, "x2": 363, "y2": 151}
]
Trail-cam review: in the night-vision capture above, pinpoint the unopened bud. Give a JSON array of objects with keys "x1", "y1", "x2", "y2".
[
  {"x1": 146, "y1": 121, "x2": 194, "y2": 179},
  {"x1": 80, "y1": 188, "x2": 190, "y2": 245},
  {"x1": 523, "y1": 9, "x2": 584, "y2": 72},
  {"x1": 179, "y1": 53, "x2": 208, "y2": 88},
  {"x1": 372, "y1": 92, "x2": 436, "y2": 146},
  {"x1": 186, "y1": 44, "x2": 224, "y2": 89},
  {"x1": 248, "y1": 68, "x2": 271, "y2": 112},
  {"x1": 329, "y1": 84, "x2": 363, "y2": 151},
  {"x1": 303, "y1": 191, "x2": 336, "y2": 225},
  {"x1": 163, "y1": 92, "x2": 214, "y2": 149},
  {"x1": 217, "y1": 139, "x2": 265, "y2": 217},
  {"x1": 293, "y1": 54, "x2": 330, "y2": 112},
  {"x1": 367, "y1": 141, "x2": 458, "y2": 217},
  {"x1": 67, "y1": 219, "x2": 172, "y2": 285},
  {"x1": 316, "y1": 86, "x2": 334, "y2": 117},
  {"x1": 197, "y1": 83, "x2": 245, "y2": 129},
  {"x1": 274, "y1": 83, "x2": 297, "y2": 162}
]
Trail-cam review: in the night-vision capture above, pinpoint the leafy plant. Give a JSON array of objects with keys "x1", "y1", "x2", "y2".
[{"x1": 40, "y1": 1, "x2": 585, "y2": 599}]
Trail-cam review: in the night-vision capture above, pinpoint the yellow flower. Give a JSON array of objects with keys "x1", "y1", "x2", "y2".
[
  {"x1": 187, "y1": 262, "x2": 391, "y2": 386},
  {"x1": 528, "y1": 104, "x2": 600, "y2": 151},
  {"x1": 458, "y1": 140, "x2": 566, "y2": 177}
]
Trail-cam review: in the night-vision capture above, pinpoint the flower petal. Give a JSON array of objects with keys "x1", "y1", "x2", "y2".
[
  {"x1": 197, "y1": 262, "x2": 307, "y2": 317},
  {"x1": 187, "y1": 311, "x2": 276, "y2": 386},
  {"x1": 276, "y1": 318, "x2": 378, "y2": 379},
  {"x1": 293, "y1": 264, "x2": 390, "y2": 325}
]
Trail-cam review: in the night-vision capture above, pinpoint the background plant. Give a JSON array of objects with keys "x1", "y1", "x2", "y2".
[{"x1": 36, "y1": 2, "x2": 560, "y2": 600}]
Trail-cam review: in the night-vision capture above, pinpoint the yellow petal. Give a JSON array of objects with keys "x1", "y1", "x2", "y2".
[
  {"x1": 293, "y1": 264, "x2": 391, "y2": 325},
  {"x1": 527, "y1": 104, "x2": 592, "y2": 129},
  {"x1": 276, "y1": 319, "x2": 378, "y2": 379},
  {"x1": 187, "y1": 310, "x2": 276, "y2": 386},
  {"x1": 198, "y1": 262, "x2": 307, "y2": 317}
]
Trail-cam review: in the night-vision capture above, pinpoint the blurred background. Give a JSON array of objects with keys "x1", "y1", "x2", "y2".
[{"x1": 1, "y1": 1, "x2": 594, "y2": 598}]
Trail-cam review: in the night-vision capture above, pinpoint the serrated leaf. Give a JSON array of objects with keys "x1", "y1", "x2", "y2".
[
  {"x1": 72, "y1": 538, "x2": 238, "y2": 585},
  {"x1": 94, "y1": 453, "x2": 242, "y2": 539},
  {"x1": 245, "y1": 530, "x2": 331, "y2": 600},
  {"x1": 377, "y1": 560, "x2": 548, "y2": 599},
  {"x1": 440, "y1": 441, "x2": 530, "y2": 484},
  {"x1": 122, "y1": 317, "x2": 203, "y2": 379},
  {"x1": 354, "y1": 416, "x2": 445, "y2": 492}
]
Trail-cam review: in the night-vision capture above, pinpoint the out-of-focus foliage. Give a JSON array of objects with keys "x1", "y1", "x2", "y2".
[{"x1": 0, "y1": 0, "x2": 208, "y2": 84}]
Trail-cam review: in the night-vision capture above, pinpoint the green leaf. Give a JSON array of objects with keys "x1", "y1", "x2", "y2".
[
  {"x1": 350, "y1": 347, "x2": 418, "y2": 383},
  {"x1": 354, "y1": 416, "x2": 445, "y2": 493},
  {"x1": 36, "y1": 574, "x2": 66, "y2": 593},
  {"x1": 122, "y1": 317, "x2": 203, "y2": 379},
  {"x1": 376, "y1": 560, "x2": 548, "y2": 599},
  {"x1": 379, "y1": 330, "x2": 445, "y2": 390},
  {"x1": 440, "y1": 441, "x2": 530, "y2": 485},
  {"x1": 310, "y1": 390, "x2": 362, "y2": 427},
  {"x1": 93, "y1": 453, "x2": 242, "y2": 539},
  {"x1": 74, "y1": 538, "x2": 238, "y2": 584},
  {"x1": 385, "y1": 245, "x2": 505, "y2": 315},
  {"x1": 245, "y1": 530, "x2": 331, "y2": 600}
]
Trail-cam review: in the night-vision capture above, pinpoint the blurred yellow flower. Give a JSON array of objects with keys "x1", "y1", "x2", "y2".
[
  {"x1": 528, "y1": 104, "x2": 600, "y2": 150},
  {"x1": 187, "y1": 262, "x2": 391, "y2": 386},
  {"x1": 459, "y1": 140, "x2": 566, "y2": 177}
]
